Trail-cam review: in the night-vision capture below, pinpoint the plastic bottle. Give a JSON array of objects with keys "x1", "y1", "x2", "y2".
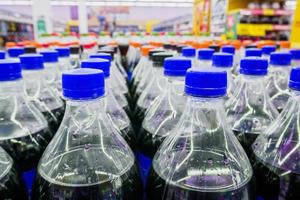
[
  {"x1": 181, "y1": 47, "x2": 196, "y2": 67},
  {"x1": 267, "y1": 52, "x2": 292, "y2": 112},
  {"x1": 147, "y1": 68, "x2": 254, "y2": 199},
  {"x1": 245, "y1": 48, "x2": 262, "y2": 57},
  {"x1": 252, "y1": 67, "x2": 300, "y2": 199},
  {"x1": 262, "y1": 45, "x2": 276, "y2": 60},
  {"x1": 138, "y1": 56, "x2": 191, "y2": 159},
  {"x1": 133, "y1": 49, "x2": 165, "y2": 103},
  {"x1": 197, "y1": 48, "x2": 214, "y2": 68},
  {"x1": 70, "y1": 45, "x2": 80, "y2": 69},
  {"x1": 131, "y1": 45, "x2": 154, "y2": 92},
  {"x1": 212, "y1": 52, "x2": 234, "y2": 98},
  {"x1": 89, "y1": 53, "x2": 131, "y2": 115},
  {"x1": 134, "y1": 52, "x2": 173, "y2": 132},
  {"x1": 20, "y1": 54, "x2": 65, "y2": 133},
  {"x1": 221, "y1": 45, "x2": 238, "y2": 76},
  {"x1": 55, "y1": 47, "x2": 71, "y2": 71},
  {"x1": 0, "y1": 147, "x2": 28, "y2": 199},
  {"x1": 40, "y1": 50, "x2": 61, "y2": 95},
  {"x1": 32, "y1": 68, "x2": 143, "y2": 200},
  {"x1": 225, "y1": 57, "x2": 278, "y2": 156},
  {"x1": 0, "y1": 50, "x2": 5, "y2": 59},
  {"x1": 81, "y1": 58, "x2": 135, "y2": 150},
  {"x1": 7, "y1": 47, "x2": 25, "y2": 60},
  {"x1": 0, "y1": 59, "x2": 52, "y2": 172},
  {"x1": 290, "y1": 49, "x2": 300, "y2": 66}
]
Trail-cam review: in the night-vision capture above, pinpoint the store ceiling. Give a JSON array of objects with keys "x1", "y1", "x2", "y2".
[{"x1": 0, "y1": 0, "x2": 194, "y2": 7}]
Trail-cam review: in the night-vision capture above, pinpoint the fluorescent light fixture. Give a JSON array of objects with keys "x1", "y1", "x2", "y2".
[{"x1": 0, "y1": 0, "x2": 32, "y2": 5}]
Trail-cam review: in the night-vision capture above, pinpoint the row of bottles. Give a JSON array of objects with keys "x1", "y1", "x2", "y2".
[{"x1": 0, "y1": 39, "x2": 300, "y2": 199}]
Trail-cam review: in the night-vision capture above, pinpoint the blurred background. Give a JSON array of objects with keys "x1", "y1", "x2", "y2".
[{"x1": 0, "y1": 0, "x2": 299, "y2": 46}]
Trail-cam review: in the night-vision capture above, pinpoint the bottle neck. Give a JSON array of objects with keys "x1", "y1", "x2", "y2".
[
  {"x1": 0, "y1": 80, "x2": 23, "y2": 95},
  {"x1": 166, "y1": 76, "x2": 185, "y2": 95}
]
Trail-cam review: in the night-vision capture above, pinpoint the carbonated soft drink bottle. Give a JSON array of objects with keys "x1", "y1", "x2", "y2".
[
  {"x1": 55, "y1": 47, "x2": 71, "y2": 71},
  {"x1": 0, "y1": 147, "x2": 28, "y2": 199},
  {"x1": 81, "y1": 58, "x2": 136, "y2": 150},
  {"x1": 197, "y1": 48, "x2": 214, "y2": 67},
  {"x1": 147, "y1": 68, "x2": 254, "y2": 200},
  {"x1": 138, "y1": 56, "x2": 191, "y2": 159},
  {"x1": 225, "y1": 57, "x2": 278, "y2": 156},
  {"x1": 262, "y1": 45, "x2": 276, "y2": 60},
  {"x1": 181, "y1": 47, "x2": 196, "y2": 67},
  {"x1": 32, "y1": 68, "x2": 143, "y2": 200},
  {"x1": 70, "y1": 45, "x2": 80, "y2": 69},
  {"x1": 0, "y1": 50, "x2": 5, "y2": 59},
  {"x1": 221, "y1": 45, "x2": 237, "y2": 76},
  {"x1": 20, "y1": 54, "x2": 65, "y2": 133},
  {"x1": 252, "y1": 67, "x2": 300, "y2": 200},
  {"x1": 7, "y1": 47, "x2": 24, "y2": 60},
  {"x1": 0, "y1": 59, "x2": 52, "y2": 172},
  {"x1": 245, "y1": 48, "x2": 262, "y2": 57},
  {"x1": 267, "y1": 52, "x2": 292, "y2": 112}
]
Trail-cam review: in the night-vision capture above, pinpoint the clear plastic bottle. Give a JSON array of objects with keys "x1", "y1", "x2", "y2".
[
  {"x1": 7, "y1": 47, "x2": 24, "y2": 60},
  {"x1": 131, "y1": 45, "x2": 154, "y2": 93},
  {"x1": 40, "y1": 50, "x2": 61, "y2": 95},
  {"x1": 225, "y1": 57, "x2": 278, "y2": 156},
  {"x1": 32, "y1": 68, "x2": 142, "y2": 199},
  {"x1": 290, "y1": 49, "x2": 300, "y2": 67},
  {"x1": 70, "y1": 45, "x2": 81, "y2": 69},
  {"x1": 212, "y1": 52, "x2": 234, "y2": 98},
  {"x1": 147, "y1": 68, "x2": 254, "y2": 200},
  {"x1": 138, "y1": 56, "x2": 191, "y2": 159},
  {"x1": 181, "y1": 47, "x2": 197, "y2": 67},
  {"x1": 0, "y1": 146, "x2": 28, "y2": 199},
  {"x1": 221, "y1": 45, "x2": 237, "y2": 76},
  {"x1": 262, "y1": 45, "x2": 276, "y2": 60},
  {"x1": 245, "y1": 48, "x2": 262, "y2": 57},
  {"x1": 55, "y1": 47, "x2": 71, "y2": 72},
  {"x1": 81, "y1": 58, "x2": 135, "y2": 150},
  {"x1": 133, "y1": 49, "x2": 165, "y2": 103},
  {"x1": 134, "y1": 52, "x2": 173, "y2": 132},
  {"x1": 20, "y1": 54, "x2": 65, "y2": 133},
  {"x1": 267, "y1": 52, "x2": 292, "y2": 112},
  {"x1": 89, "y1": 53, "x2": 130, "y2": 115},
  {"x1": 0, "y1": 59, "x2": 52, "y2": 172},
  {"x1": 252, "y1": 67, "x2": 300, "y2": 199},
  {"x1": 197, "y1": 48, "x2": 214, "y2": 68}
]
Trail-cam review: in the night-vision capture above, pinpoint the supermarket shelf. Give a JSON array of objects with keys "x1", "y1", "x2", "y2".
[{"x1": 240, "y1": 9, "x2": 293, "y2": 16}]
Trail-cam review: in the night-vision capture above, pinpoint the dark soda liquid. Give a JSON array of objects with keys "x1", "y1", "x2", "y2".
[
  {"x1": 41, "y1": 106, "x2": 65, "y2": 134},
  {"x1": 137, "y1": 128, "x2": 165, "y2": 159},
  {"x1": 32, "y1": 165, "x2": 143, "y2": 200},
  {"x1": 120, "y1": 125, "x2": 136, "y2": 151},
  {"x1": 0, "y1": 126, "x2": 52, "y2": 172},
  {"x1": 132, "y1": 106, "x2": 147, "y2": 134},
  {"x1": 252, "y1": 157, "x2": 300, "y2": 200},
  {"x1": 147, "y1": 167, "x2": 255, "y2": 200},
  {"x1": 233, "y1": 130, "x2": 259, "y2": 158},
  {"x1": 0, "y1": 165, "x2": 28, "y2": 200}
]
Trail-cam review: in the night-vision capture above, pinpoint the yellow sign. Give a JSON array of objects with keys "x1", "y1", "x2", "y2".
[
  {"x1": 237, "y1": 24, "x2": 273, "y2": 37},
  {"x1": 291, "y1": 0, "x2": 300, "y2": 48}
]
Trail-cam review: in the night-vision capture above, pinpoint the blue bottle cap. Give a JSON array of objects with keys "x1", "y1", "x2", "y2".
[
  {"x1": 8, "y1": 47, "x2": 25, "y2": 58},
  {"x1": 164, "y1": 56, "x2": 192, "y2": 76},
  {"x1": 290, "y1": 49, "x2": 300, "y2": 60},
  {"x1": 182, "y1": 47, "x2": 196, "y2": 57},
  {"x1": 81, "y1": 58, "x2": 110, "y2": 77},
  {"x1": 185, "y1": 68, "x2": 227, "y2": 97},
  {"x1": 0, "y1": 59, "x2": 22, "y2": 81},
  {"x1": 40, "y1": 50, "x2": 59, "y2": 63},
  {"x1": 19, "y1": 54, "x2": 44, "y2": 70},
  {"x1": 270, "y1": 52, "x2": 292, "y2": 66},
  {"x1": 289, "y1": 67, "x2": 300, "y2": 91},
  {"x1": 0, "y1": 50, "x2": 5, "y2": 59},
  {"x1": 89, "y1": 53, "x2": 112, "y2": 62},
  {"x1": 62, "y1": 68, "x2": 105, "y2": 100},
  {"x1": 240, "y1": 57, "x2": 268, "y2": 76},
  {"x1": 212, "y1": 53, "x2": 233, "y2": 68},
  {"x1": 197, "y1": 48, "x2": 215, "y2": 60},
  {"x1": 221, "y1": 45, "x2": 235, "y2": 54},
  {"x1": 245, "y1": 48, "x2": 262, "y2": 57},
  {"x1": 262, "y1": 45, "x2": 276, "y2": 55},
  {"x1": 55, "y1": 47, "x2": 70, "y2": 57}
]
